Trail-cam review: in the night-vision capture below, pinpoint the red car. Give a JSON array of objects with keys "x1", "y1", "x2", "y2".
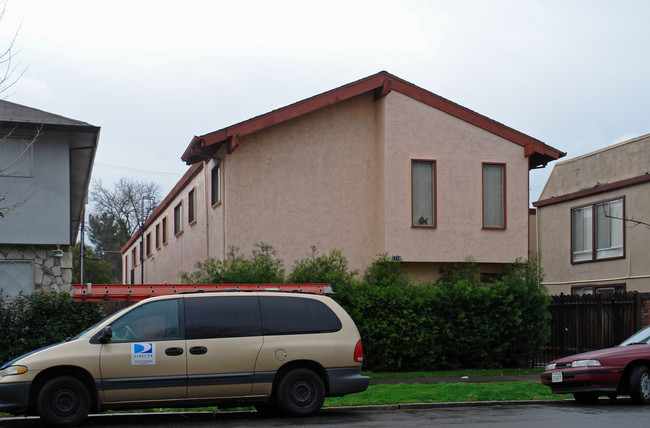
[{"x1": 541, "y1": 326, "x2": 650, "y2": 404}]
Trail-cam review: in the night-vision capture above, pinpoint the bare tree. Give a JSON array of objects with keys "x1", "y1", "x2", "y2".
[
  {"x1": 0, "y1": 0, "x2": 30, "y2": 218},
  {"x1": 90, "y1": 178, "x2": 162, "y2": 238},
  {"x1": 0, "y1": 0, "x2": 26, "y2": 98}
]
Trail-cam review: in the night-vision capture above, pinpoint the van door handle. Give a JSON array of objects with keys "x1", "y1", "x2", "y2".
[
  {"x1": 190, "y1": 346, "x2": 208, "y2": 355},
  {"x1": 165, "y1": 347, "x2": 184, "y2": 356}
]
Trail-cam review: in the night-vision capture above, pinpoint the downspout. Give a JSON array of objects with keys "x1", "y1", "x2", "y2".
[
  {"x1": 204, "y1": 161, "x2": 210, "y2": 259},
  {"x1": 222, "y1": 159, "x2": 227, "y2": 260}
]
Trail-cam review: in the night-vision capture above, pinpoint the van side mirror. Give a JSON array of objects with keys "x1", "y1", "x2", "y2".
[{"x1": 99, "y1": 326, "x2": 113, "y2": 344}]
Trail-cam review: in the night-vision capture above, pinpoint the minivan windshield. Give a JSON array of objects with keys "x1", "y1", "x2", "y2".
[
  {"x1": 619, "y1": 325, "x2": 650, "y2": 346},
  {"x1": 68, "y1": 305, "x2": 132, "y2": 340}
]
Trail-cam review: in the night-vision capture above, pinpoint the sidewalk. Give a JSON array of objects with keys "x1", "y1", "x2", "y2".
[{"x1": 370, "y1": 374, "x2": 540, "y2": 385}]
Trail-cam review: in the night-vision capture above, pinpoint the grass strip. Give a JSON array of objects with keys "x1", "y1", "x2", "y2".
[{"x1": 324, "y1": 381, "x2": 569, "y2": 407}]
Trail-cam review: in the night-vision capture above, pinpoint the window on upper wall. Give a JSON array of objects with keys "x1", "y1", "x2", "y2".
[
  {"x1": 211, "y1": 162, "x2": 221, "y2": 206},
  {"x1": 155, "y1": 223, "x2": 160, "y2": 249},
  {"x1": 412, "y1": 160, "x2": 436, "y2": 227},
  {"x1": 571, "y1": 197, "x2": 624, "y2": 263},
  {"x1": 188, "y1": 188, "x2": 196, "y2": 224},
  {"x1": 174, "y1": 202, "x2": 183, "y2": 236},
  {"x1": 162, "y1": 216, "x2": 168, "y2": 244},
  {"x1": 145, "y1": 232, "x2": 152, "y2": 256},
  {"x1": 482, "y1": 163, "x2": 506, "y2": 229},
  {"x1": 131, "y1": 248, "x2": 137, "y2": 266}
]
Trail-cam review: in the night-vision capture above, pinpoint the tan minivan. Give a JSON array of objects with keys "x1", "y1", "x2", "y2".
[{"x1": 0, "y1": 291, "x2": 369, "y2": 426}]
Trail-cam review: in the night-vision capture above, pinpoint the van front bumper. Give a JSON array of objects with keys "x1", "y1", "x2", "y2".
[{"x1": 0, "y1": 381, "x2": 30, "y2": 413}]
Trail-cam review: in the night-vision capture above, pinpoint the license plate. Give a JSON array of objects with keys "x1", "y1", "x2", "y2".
[{"x1": 552, "y1": 372, "x2": 563, "y2": 383}]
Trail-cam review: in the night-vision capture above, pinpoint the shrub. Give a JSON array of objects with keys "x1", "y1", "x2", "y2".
[
  {"x1": 0, "y1": 291, "x2": 105, "y2": 364},
  {"x1": 363, "y1": 254, "x2": 413, "y2": 288},
  {"x1": 289, "y1": 247, "x2": 358, "y2": 289},
  {"x1": 182, "y1": 242, "x2": 285, "y2": 284}
]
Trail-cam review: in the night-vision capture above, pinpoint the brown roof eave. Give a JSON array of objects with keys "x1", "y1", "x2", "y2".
[{"x1": 181, "y1": 71, "x2": 566, "y2": 167}]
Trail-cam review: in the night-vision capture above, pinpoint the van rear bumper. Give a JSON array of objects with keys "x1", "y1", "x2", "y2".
[
  {"x1": 0, "y1": 381, "x2": 30, "y2": 413},
  {"x1": 326, "y1": 367, "x2": 369, "y2": 396}
]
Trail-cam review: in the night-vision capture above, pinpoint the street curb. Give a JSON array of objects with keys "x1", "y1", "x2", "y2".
[{"x1": 0, "y1": 400, "x2": 572, "y2": 425}]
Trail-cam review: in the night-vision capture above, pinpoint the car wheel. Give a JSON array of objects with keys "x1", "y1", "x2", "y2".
[
  {"x1": 37, "y1": 376, "x2": 90, "y2": 427},
  {"x1": 276, "y1": 368, "x2": 325, "y2": 416},
  {"x1": 573, "y1": 392, "x2": 599, "y2": 404},
  {"x1": 629, "y1": 365, "x2": 650, "y2": 404}
]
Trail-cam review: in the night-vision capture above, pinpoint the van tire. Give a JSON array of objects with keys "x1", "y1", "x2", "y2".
[
  {"x1": 37, "y1": 376, "x2": 90, "y2": 427},
  {"x1": 276, "y1": 368, "x2": 325, "y2": 416}
]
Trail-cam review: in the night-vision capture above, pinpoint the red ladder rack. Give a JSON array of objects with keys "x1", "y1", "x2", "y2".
[{"x1": 72, "y1": 283, "x2": 333, "y2": 302}]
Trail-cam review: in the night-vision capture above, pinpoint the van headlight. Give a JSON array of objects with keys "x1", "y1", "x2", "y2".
[
  {"x1": 1, "y1": 365, "x2": 27, "y2": 376},
  {"x1": 570, "y1": 359, "x2": 601, "y2": 368}
]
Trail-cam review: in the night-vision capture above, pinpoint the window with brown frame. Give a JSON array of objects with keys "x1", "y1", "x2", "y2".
[
  {"x1": 482, "y1": 163, "x2": 506, "y2": 229},
  {"x1": 162, "y1": 216, "x2": 168, "y2": 244},
  {"x1": 188, "y1": 188, "x2": 196, "y2": 224},
  {"x1": 145, "y1": 232, "x2": 152, "y2": 257},
  {"x1": 155, "y1": 223, "x2": 160, "y2": 249},
  {"x1": 131, "y1": 248, "x2": 137, "y2": 267},
  {"x1": 211, "y1": 162, "x2": 221, "y2": 206},
  {"x1": 571, "y1": 197, "x2": 624, "y2": 263},
  {"x1": 412, "y1": 160, "x2": 436, "y2": 227},
  {"x1": 174, "y1": 202, "x2": 183, "y2": 236}
]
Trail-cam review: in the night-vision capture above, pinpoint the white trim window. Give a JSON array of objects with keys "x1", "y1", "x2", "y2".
[{"x1": 572, "y1": 198, "x2": 624, "y2": 262}]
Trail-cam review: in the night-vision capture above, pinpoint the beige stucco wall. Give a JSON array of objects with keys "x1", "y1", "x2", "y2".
[
  {"x1": 381, "y1": 92, "x2": 530, "y2": 266},
  {"x1": 220, "y1": 93, "x2": 379, "y2": 274},
  {"x1": 123, "y1": 90, "x2": 539, "y2": 284},
  {"x1": 540, "y1": 134, "x2": 650, "y2": 199}
]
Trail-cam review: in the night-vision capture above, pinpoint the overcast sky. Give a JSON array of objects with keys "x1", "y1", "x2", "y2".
[{"x1": 2, "y1": 0, "x2": 649, "y2": 205}]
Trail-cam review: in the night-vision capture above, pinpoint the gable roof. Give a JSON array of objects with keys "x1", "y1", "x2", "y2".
[
  {"x1": 182, "y1": 71, "x2": 565, "y2": 169},
  {"x1": 0, "y1": 99, "x2": 98, "y2": 132}
]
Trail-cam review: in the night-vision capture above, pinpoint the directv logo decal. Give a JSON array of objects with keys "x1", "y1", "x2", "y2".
[{"x1": 131, "y1": 343, "x2": 156, "y2": 365}]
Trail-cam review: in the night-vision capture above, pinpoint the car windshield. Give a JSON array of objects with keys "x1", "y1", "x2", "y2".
[{"x1": 619, "y1": 325, "x2": 650, "y2": 346}]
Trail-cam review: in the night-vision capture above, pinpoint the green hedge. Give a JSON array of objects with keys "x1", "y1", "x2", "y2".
[
  {"x1": 334, "y1": 260, "x2": 550, "y2": 371},
  {"x1": 0, "y1": 292, "x2": 105, "y2": 364}
]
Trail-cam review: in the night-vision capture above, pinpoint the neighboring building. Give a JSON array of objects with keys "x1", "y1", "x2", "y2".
[
  {"x1": 533, "y1": 133, "x2": 650, "y2": 295},
  {"x1": 0, "y1": 100, "x2": 100, "y2": 298},
  {"x1": 122, "y1": 71, "x2": 564, "y2": 284}
]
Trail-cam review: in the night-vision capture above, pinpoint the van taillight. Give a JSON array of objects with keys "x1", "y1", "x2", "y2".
[{"x1": 354, "y1": 340, "x2": 364, "y2": 363}]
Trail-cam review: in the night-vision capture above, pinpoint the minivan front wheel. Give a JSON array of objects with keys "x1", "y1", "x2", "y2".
[
  {"x1": 276, "y1": 368, "x2": 325, "y2": 416},
  {"x1": 37, "y1": 376, "x2": 90, "y2": 427}
]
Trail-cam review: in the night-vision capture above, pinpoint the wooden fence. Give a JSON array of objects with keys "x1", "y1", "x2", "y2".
[{"x1": 536, "y1": 292, "x2": 650, "y2": 365}]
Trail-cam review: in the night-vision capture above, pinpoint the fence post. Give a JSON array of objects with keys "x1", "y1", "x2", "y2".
[{"x1": 633, "y1": 292, "x2": 641, "y2": 331}]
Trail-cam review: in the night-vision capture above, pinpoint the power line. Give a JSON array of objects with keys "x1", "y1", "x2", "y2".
[{"x1": 93, "y1": 162, "x2": 183, "y2": 178}]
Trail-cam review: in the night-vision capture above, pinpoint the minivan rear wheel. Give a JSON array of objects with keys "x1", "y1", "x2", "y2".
[
  {"x1": 276, "y1": 368, "x2": 325, "y2": 416},
  {"x1": 37, "y1": 376, "x2": 90, "y2": 427}
]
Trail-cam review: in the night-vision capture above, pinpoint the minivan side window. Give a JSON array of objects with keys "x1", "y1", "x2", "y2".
[
  {"x1": 184, "y1": 296, "x2": 263, "y2": 339},
  {"x1": 260, "y1": 296, "x2": 342, "y2": 335},
  {"x1": 110, "y1": 299, "x2": 180, "y2": 342}
]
